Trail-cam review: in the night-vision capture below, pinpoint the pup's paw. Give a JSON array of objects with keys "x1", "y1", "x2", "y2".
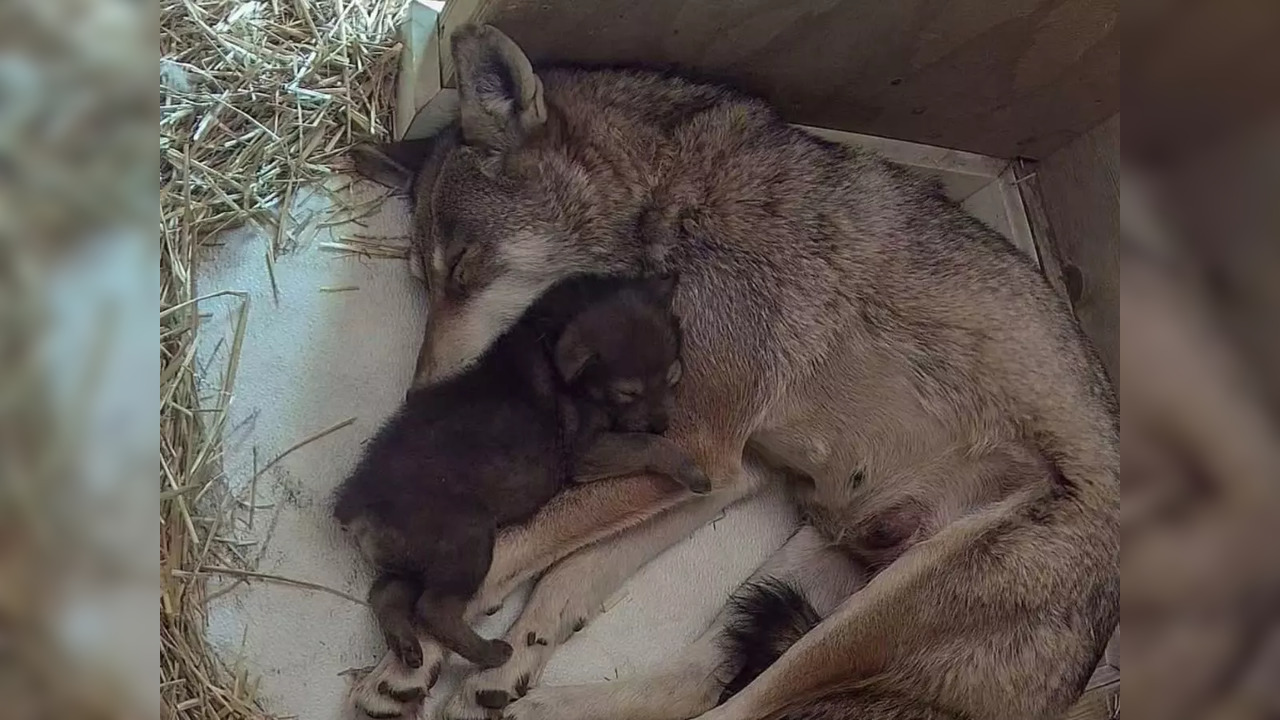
[{"x1": 384, "y1": 629, "x2": 424, "y2": 669}]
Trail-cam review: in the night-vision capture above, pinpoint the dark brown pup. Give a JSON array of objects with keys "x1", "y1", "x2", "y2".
[{"x1": 333, "y1": 274, "x2": 705, "y2": 669}]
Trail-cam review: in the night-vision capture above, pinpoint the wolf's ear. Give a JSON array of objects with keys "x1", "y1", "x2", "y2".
[
  {"x1": 451, "y1": 24, "x2": 546, "y2": 151},
  {"x1": 554, "y1": 323, "x2": 595, "y2": 384},
  {"x1": 349, "y1": 138, "x2": 436, "y2": 192}
]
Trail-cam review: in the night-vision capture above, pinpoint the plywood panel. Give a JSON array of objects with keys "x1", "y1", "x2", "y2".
[
  {"x1": 1063, "y1": 679, "x2": 1118, "y2": 720},
  {"x1": 1033, "y1": 115, "x2": 1119, "y2": 376},
  {"x1": 443, "y1": 0, "x2": 1118, "y2": 159}
]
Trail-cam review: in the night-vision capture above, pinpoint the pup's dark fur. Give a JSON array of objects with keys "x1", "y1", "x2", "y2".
[{"x1": 333, "y1": 274, "x2": 705, "y2": 669}]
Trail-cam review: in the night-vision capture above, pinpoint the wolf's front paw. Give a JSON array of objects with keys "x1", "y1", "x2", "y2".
[
  {"x1": 350, "y1": 643, "x2": 444, "y2": 718},
  {"x1": 677, "y1": 461, "x2": 712, "y2": 494}
]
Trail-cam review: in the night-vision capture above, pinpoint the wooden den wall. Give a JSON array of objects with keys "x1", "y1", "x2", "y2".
[{"x1": 436, "y1": 0, "x2": 1119, "y2": 159}]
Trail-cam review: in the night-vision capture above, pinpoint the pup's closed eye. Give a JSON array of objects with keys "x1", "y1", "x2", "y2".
[{"x1": 609, "y1": 379, "x2": 643, "y2": 405}]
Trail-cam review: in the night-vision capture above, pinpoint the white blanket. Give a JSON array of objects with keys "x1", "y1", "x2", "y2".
[{"x1": 196, "y1": 183, "x2": 798, "y2": 720}]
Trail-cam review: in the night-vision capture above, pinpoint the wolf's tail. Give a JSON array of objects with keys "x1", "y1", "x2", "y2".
[{"x1": 718, "y1": 577, "x2": 821, "y2": 703}]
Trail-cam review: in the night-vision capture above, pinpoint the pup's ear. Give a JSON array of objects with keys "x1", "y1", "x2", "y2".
[
  {"x1": 646, "y1": 273, "x2": 678, "y2": 307},
  {"x1": 349, "y1": 138, "x2": 436, "y2": 192},
  {"x1": 451, "y1": 24, "x2": 546, "y2": 152},
  {"x1": 554, "y1": 324, "x2": 595, "y2": 383}
]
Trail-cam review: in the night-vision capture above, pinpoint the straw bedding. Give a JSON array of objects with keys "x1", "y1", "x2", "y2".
[{"x1": 159, "y1": 1, "x2": 405, "y2": 717}]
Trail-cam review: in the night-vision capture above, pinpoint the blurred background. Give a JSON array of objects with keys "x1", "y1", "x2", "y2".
[
  {"x1": 2, "y1": 0, "x2": 155, "y2": 717},
  {"x1": 0, "y1": 0, "x2": 1277, "y2": 718},
  {"x1": 1121, "y1": 2, "x2": 1280, "y2": 718}
]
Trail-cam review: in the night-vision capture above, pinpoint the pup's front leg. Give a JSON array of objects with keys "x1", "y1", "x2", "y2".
[
  {"x1": 368, "y1": 575, "x2": 426, "y2": 671},
  {"x1": 575, "y1": 432, "x2": 711, "y2": 493},
  {"x1": 354, "y1": 473, "x2": 696, "y2": 718}
]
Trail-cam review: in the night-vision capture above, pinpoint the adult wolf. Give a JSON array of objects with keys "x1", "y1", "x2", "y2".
[{"x1": 349, "y1": 24, "x2": 1118, "y2": 720}]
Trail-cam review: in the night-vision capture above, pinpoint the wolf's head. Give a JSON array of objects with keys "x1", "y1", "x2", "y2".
[{"x1": 353, "y1": 25, "x2": 656, "y2": 386}]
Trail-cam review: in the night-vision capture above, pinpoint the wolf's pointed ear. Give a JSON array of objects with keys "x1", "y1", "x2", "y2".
[
  {"x1": 451, "y1": 24, "x2": 546, "y2": 151},
  {"x1": 349, "y1": 138, "x2": 436, "y2": 192},
  {"x1": 554, "y1": 324, "x2": 595, "y2": 384}
]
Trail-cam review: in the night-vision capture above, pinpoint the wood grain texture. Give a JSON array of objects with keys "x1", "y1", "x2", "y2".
[
  {"x1": 1017, "y1": 157, "x2": 1073, "y2": 306},
  {"x1": 446, "y1": 0, "x2": 1118, "y2": 159},
  {"x1": 1063, "y1": 679, "x2": 1118, "y2": 720},
  {"x1": 1034, "y1": 115, "x2": 1119, "y2": 377}
]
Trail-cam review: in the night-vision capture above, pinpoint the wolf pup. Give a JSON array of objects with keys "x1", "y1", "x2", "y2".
[{"x1": 333, "y1": 274, "x2": 705, "y2": 669}]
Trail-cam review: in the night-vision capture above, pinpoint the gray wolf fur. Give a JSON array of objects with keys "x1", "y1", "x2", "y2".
[{"x1": 348, "y1": 23, "x2": 1118, "y2": 720}]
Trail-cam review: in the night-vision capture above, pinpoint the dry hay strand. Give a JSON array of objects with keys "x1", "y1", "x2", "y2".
[
  {"x1": 160, "y1": 1, "x2": 405, "y2": 718},
  {"x1": 160, "y1": 0, "x2": 403, "y2": 247}
]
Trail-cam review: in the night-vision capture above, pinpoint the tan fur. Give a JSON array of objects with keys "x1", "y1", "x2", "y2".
[{"x1": 353, "y1": 24, "x2": 1119, "y2": 720}]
